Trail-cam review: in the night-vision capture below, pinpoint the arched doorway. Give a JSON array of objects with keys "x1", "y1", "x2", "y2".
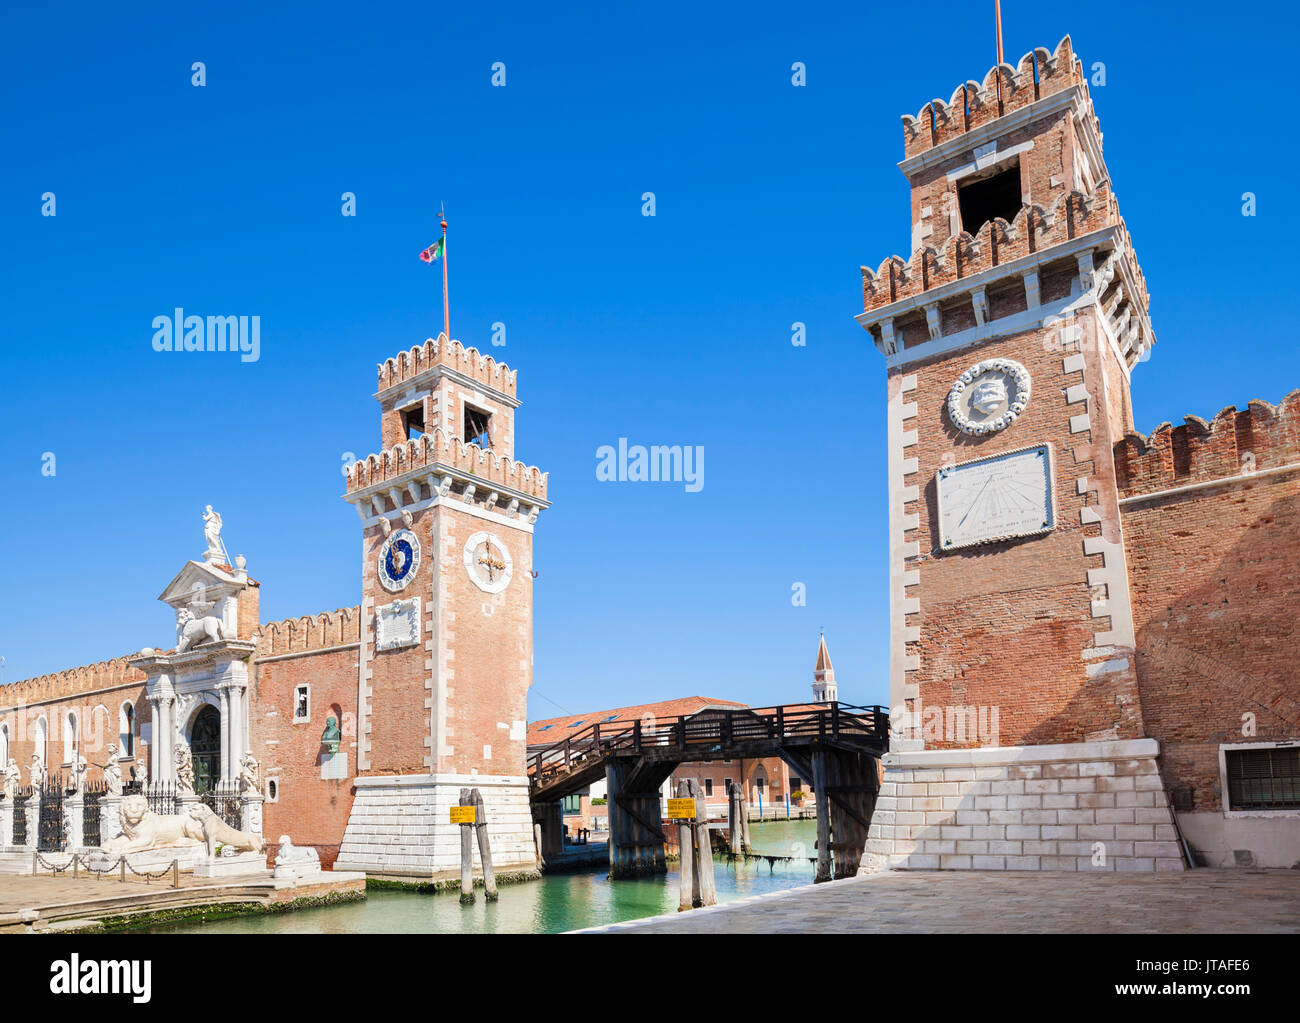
[{"x1": 190, "y1": 705, "x2": 222, "y2": 793}]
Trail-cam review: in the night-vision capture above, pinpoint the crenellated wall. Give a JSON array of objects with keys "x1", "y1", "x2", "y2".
[
  {"x1": 0, "y1": 656, "x2": 147, "y2": 711},
  {"x1": 376, "y1": 334, "x2": 516, "y2": 398},
  {"x1": 345, "y1": 426, "x2": 549, "y2": 501},
  {"x1": 901, "y1": 36, "x2": 1084, "y2": 158},
  {"x1": 1115, "y1": 390, "x2": 1300, "y2": 496},
  {"x1": 255, "y1": 607, "x2": 361, "y2": 657}
]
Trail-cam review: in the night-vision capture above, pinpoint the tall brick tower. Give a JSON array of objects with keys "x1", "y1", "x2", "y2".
[
  {"x1": 334, "y1": 333, "x2": 549, "y2": 877},
  {"x1": 860, "y1": 37, "x2": 1185, "y2": 872}
]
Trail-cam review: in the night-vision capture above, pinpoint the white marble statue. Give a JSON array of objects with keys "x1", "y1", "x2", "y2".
[
  {"x1": 238, "y1": 753, "x2": 259, "y2": 795},
  {"x1": 175, "y1": 745, "x2": 195, "y2": 795},
  {"x1": 101, "y1": 794, "x2": 265, "y2": 857},
  {"x1": 202, "y1": 505, "x2": 224, "y2": 563},
  {"x1": 2, "y1": 759, "x2": 20, "y2": 800},
  {"x1": 275, "y1": 835, "x2": 320, "y2": 866},
  {"x1": 134, "y1": 757, "x2": 147, "y2": 785},
  {"x1": 69, "y1": 753, "x2": 87, "y2": 797},
  {"x1": 176, "y1": 606, "x2": 225, "y2": 652},
  {"x1": 29, "y1": 753, "x2": 44, "y2": 789},
  {"x1": 103, "y1": 745, "x2": 123, "y2": 796}
]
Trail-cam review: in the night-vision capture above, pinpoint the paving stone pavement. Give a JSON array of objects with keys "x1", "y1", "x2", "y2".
[{"x1": 575, "y1": 869, "x2": 1300, "y2": 933}]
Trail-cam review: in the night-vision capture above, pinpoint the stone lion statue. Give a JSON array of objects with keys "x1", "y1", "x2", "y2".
[
  {"x1": 102, "y1": 794, "x2": 265, "y2": 858},
  {"x1": 176, "y1": 607, "x2": 225, "y2": 652}
]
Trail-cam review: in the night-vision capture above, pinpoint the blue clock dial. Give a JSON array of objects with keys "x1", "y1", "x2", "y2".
[{"x1": 378, "y1": 529, "x2": 422, "y2": 592}]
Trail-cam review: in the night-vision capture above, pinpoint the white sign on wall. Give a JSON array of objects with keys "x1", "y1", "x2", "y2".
[
  {"x1": 375, "y1": 597, "x2": 421, "y2": 651},
  {"x1": 937, "y1": 444, "x2": 1055, "y2": 551}
]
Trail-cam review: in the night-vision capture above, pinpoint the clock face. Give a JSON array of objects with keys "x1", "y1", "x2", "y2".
[
  {"x1": 937, "y1": 445, "x2": 1054, "y2": 551},
  {"x1": 378, "y1": 529, "x2": 422, "y2": 591},
  {"x1": 463, "y1": 531, "x2": 513, "y2": 594}
]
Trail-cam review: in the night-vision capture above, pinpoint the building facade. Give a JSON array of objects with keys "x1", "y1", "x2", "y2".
[{"x1": 859, "y1": 36, "x2": 1299, "y2": 871}]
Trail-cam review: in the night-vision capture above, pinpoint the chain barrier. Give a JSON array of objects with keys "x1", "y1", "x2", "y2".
[{"x1": 31, "y1": 851, "x2": 180, "y2": 887}]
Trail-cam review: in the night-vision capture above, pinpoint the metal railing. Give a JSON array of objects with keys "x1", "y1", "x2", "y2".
[
  {"x1": 199, "y1": 781, "x2": 242, "y2": 830},
  {"x1": 38, "y1": 773, "x2": 64, "y2": 852},
  {"x1": 528, "y1": 702, "x2": 889, "y2": 789},
  {"x1": 83, "y1": 780, "x2": 106, "y2": 847},
  {"x1": 12, "y1": 788, "x2": 30, "y2": 846},
  {"x1": 146, "y1": 782, "x2": 180, "y2": 816}
]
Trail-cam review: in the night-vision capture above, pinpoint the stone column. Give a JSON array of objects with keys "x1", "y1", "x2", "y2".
[
  {"x1": 23, "y1": 795, "x2": 38, "y2": 850},
  {"x1": 218, "y1": 687, "x2": 232, "y2": 782},
  {"x1": 148, "y1": 697, "x2": 161, "y2": 781},
  {"x1": 101, "y1": 795, "x2": 123, "y2": 846},
  {"x1": 231, "y1": 685, "x2": 247, "y2": 776},
  {"x1": 241, "y1": 792, "x2": 263, "y2": 838},
  {"x1": 65, "y1": 796, "x2": 84, "y2": 851}
]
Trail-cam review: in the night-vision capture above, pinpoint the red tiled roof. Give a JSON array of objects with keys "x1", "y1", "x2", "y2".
[{"x1": 527, "y1": 696, "x2": 747, "y2": 746}]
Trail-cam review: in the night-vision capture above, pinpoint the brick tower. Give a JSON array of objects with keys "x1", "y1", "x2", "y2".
[
  {"x1": 859, "y1": 37, "x2": 1184, "y2": 871},
  {"x1": 334, "y1": 333, "x2": 549, "y2": 877}
]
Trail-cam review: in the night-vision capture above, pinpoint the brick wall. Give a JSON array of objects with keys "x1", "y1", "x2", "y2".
[{"x1": 1120, "y1": 392, "x2": 1300, "y2": 812}]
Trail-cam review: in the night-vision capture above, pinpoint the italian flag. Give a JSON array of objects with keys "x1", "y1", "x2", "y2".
[{"x1": 419, "y1": 236, "x2": 445, "y2": 263}]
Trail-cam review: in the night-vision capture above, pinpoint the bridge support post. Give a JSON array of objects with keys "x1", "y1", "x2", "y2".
[
  {"x1": 727, "y1": 780, "x2": 750, "y2": 855},
  {"x1": 531, "y1": 801, "x2": 563, "y2": 870},
  {"x1": 605, "y1": 757, "x2": 667, "y2": 879},
  {"x1": 826, "y1": 751, "x2": 878, "y2": 878},
  {"x1": 812, "y1": 750, "x2": 832, "y2": 883}
]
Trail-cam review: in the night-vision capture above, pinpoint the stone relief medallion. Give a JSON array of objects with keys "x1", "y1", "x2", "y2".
[
  {"x1": 463, "y1": 531, "x2": 513, "y2": 594},
  {"x1": 947, "y1": 358, "x2": 1032, "y2": 435},
  {"x1": 378, "y1": 528, "x2": 421, "y2": 592}
]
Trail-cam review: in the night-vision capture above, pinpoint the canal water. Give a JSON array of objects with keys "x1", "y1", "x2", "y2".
[{"x1": 145, "y1": 819, "x2": 818, "y2": 934}]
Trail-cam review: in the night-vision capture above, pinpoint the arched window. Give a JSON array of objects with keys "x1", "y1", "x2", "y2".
[
  {"x1": 119, "y1": 702, "x2": 136, "y2": 757},
  {"x1": 0, "y1": 723, "x2": 8, "y2": 766},
  {"x1": 33, "y1": 716, "x2": 47, "y2": 767},
  {"x1": 64, "y1": 711, "x2": 79, "y2": 763}
]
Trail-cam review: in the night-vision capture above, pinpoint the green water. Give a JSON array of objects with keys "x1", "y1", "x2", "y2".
[{"x1": 145, "y1": 819, "x2": 818, "y2": 934}]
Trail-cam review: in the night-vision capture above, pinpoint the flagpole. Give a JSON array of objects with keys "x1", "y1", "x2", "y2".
[
  {"x1": 441, "y1": 208, "x2": 450, "y2": 342},
  {"x1": 994, "y1": 0, "x2": 1005, "y2": 108}
]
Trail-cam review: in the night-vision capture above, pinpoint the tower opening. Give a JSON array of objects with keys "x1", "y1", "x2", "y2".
[
  {"x1": 464, "y1": 405, "x2": 492, "y2": 448},
  {"x1": 399, "y1": 402, "x2": 425, "y2": 440},
  {"x1": 957, "y1": 162, "x2": 1022, "y2": 236}
]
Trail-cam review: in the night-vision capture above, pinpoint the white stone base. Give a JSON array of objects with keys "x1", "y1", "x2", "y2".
[
  {"x1": 272, "y1": 861, "x2": 322, "y2": 881},
  {"x1": 333, "y1": 773, "x2": 537, "y2": 876},
  {"x1": 865, "y1": 738, "x2": 1186, "y2": 873},
  {"x1": 0, "y1": 851, "x2": 35, "y2": 875},
  {"x1": 120, "y1": 846, "x2": 203, "y2": 874},
  {"x1": 193, "y1": 850, "x2": 269, "y2": 878}
]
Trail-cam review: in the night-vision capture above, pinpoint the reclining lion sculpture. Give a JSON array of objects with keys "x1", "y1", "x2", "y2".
[{"x1": 102, "y1": 794, "x2": 265, "y2": 858}]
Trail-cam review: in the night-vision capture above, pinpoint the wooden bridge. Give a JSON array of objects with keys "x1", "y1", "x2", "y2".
[{"x1": 527, "y1": 702, "x2": 889, "y2": 883}]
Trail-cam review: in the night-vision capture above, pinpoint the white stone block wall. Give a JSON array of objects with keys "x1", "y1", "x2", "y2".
[
  {"x1": 334, "y1": 773, "x2": 536, "y2": 876},
  {"x1": 865, "y1": 738, "x2": 1185, "y2": 872}
]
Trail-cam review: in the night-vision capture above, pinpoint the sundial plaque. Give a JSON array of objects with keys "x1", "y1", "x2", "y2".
[{"x1": 937, "y1": 444, "x2": 1055, "y2": 551}]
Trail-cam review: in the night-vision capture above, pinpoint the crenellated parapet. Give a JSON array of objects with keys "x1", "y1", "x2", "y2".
[
  {"x1": 1115, "y1": 391, "x2": 1300, "y2": 497},
  {"x1": 376, "y1": 334, "x2": 516, "y2": 399},
  {"x1": 901, "y1": 36, "x2": 1085, "y2": 159},
  {"x1": 861, "y1": 181, "x2": 1123, "y2": 313},
  {"x1": 346, "y1": 427, "x2": 548, "y2": 502},
  {"x1": 0, "y1": 656, "x2": 147, "y2": 711},
  {"x1": 256, "y1": 607, "x2": 361, "y2": 657}
]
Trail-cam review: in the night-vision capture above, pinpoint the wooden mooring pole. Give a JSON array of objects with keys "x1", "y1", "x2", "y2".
[
  {"x1": 675, "y1": 779, "x2": 716, "y2": 911},
  {"x1": 459, "y1": 788, "x2": 476, "y2": 905},
  {"x1": 812, "y1": 750, "x2": 832, "y2": 883},
  {"x1": 471, "y1": 788, "x2": 497, "y2": 901}
]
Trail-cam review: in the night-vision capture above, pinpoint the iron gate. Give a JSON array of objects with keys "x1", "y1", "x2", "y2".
[
  {"x1": 147, "y1": 782, "x2": 180, "y2": 816},
  {"x1": 83, "y1": 780, "x2": 105, "y2": 847},
  {"x1": 37, "y1": 773, "x2": 64, "y2": 852},
  {"x1": 12, "y1": 788, "x2": 30, "y2": 846},
  {"x1": 200, "y1": 782, "x2": 242, "y2": 830}
]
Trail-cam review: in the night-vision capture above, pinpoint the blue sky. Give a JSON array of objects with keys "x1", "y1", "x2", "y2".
[{"x1": 1, "y1": 1, "x2": 1296, "y2": 719}]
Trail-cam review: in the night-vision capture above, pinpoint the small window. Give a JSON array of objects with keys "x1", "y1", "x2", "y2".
[
  {"x1": 536, "y1": 724, "x2": 554, "y2": 732},
  {"x1": 790, "y1": 776, "x2": 802, "y2": 791},
  {"x1": 601, "y1": 715, "x2": 620, "y2": 723},
  {"x1": 704, "y1": 779, "x2": 714, "y2": 797},
  {"x1": 1226, "y1": 747, "x2": 1300, "y2": 810},
  {"x1": 958, "y1": 162, "x2": 1022, "y2": 236},
  {"x1": 266, "y1": 778, "x2": 279, "y2": 802},
  {"x1": 561, "y1": 793, "x2": 583, "y2": 815},
  {"x1": 464, "y1": 404, "x2": 492, "y2": 447},
  {"x1": 724, "y1": 777, "x2": 733, "y2": 793},
  {"x1": 400, "y1": 402, "x2": 425, "y2": 440},
  {"x1": 569, "y1": 720, "x2": 586, "y2": 729},
  {"x1": 293, "y1": 685, "x2": 310, "y2": 723}
]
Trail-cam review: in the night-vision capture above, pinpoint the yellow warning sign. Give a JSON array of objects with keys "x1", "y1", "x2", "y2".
[
  {"x1": 450, "y1": 806, "x2": 476, "y2": 824},
  {"x1": 667, "y1": 798, "x2": 697, "y2": 820}
]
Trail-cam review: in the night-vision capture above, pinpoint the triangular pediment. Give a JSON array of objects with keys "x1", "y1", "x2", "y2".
[{"x1": 158, "y1": 560, "x2": 242, "y2": 610}]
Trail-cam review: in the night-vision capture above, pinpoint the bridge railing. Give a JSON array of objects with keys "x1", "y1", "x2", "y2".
[{"x1": 527, "y1": 702, "x2": 888, "y2": 789}]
